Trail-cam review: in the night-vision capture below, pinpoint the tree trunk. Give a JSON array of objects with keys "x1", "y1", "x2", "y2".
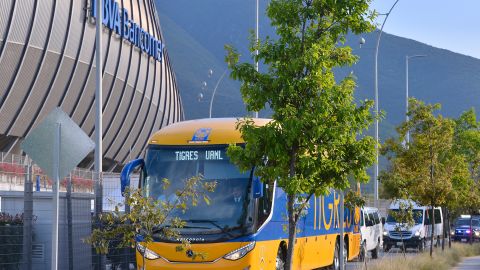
[
  {"x1": 470, "y1": 214, "x2": 473, "y2": 245},
  {"x1": 447, "y1": 208, "x2": 451, "y2": 248},
  {"x1": 143, "y1": 242, "x2": 147, "y2": 270},
  {"x1": 429, "y1": 146, "x2": 435, "y2": 257},
  {"x1": 285, "y1": 193, "x2": 297, "y2": 270},
  {"x1": 441, "y1": 207, "x2": 445, "y2": 251},
  {"x1": 429, "y1": 205, "x2": 435, "y2": 257},
  {"x1": 285, "y1": 145, "x2": 298, "y2": 270}
]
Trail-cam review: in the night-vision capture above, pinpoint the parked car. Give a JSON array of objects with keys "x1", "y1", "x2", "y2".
[
  {"x1": 358, "y1": 207, "x2": 383, "y2": 261},
  {"x1": 383, "y1": 200, "x2": 443, "y2": 252},
  {"x1": 453, "y1": 215, "x2": 480, "y2": 242}
]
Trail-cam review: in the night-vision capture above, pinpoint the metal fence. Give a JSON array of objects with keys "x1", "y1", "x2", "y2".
[
  {"x1": 0, "y1": 151, "x2": 386, "y2": 270},
  {"x1": 0, "y1": 152, "x2": 136, "y2": 270}
]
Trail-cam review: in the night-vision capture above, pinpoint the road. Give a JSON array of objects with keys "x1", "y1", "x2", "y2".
[{"x1": 453, "y1": 256, "x2": 480, "y2": 270}]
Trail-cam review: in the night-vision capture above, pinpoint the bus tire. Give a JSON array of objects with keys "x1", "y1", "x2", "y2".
[
  {"x1": 358, "y1": 241, "x2": 366, "y2": 262},
  {"x1": 329, "y1": 238, "x2": 346, "y2": 270},
  {"x1": 275, "y1": 245, "x2": 286, "y2": 270},
  {"x1": 329, "y1": 240, "x2": 340, "y2": 270},
  {"x1": 343, "y1": 237, "x2": 348, "y2": 266}
]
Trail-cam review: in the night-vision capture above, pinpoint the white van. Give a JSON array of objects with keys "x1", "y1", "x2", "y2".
[
  {"x1": 383, "y1": 200, "x2": 443, "y2": 252},
  {"x1": 359, "y1": 207, "x2": 383, "y2": 260}
]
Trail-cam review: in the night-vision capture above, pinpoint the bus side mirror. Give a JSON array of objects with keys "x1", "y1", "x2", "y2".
[
  {"x1": 120, "y1": 158, "x2": 145, "y2": 196},
  {"x1": 253, "y1": 176, "x2": 263, "y2": 198},
  {"x1": 381, "y1": 217, "x2": 386, "y2": 225}
]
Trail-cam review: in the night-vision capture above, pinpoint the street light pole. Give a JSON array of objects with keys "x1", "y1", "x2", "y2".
[
  {"x1": 405, "y1": 54, "x2": 426, "y2": 144},
  {"x1": 374, "y1": 0, "x2": 399, "y2": 208},
  {"x1": 209, "y1": 68, "x2": 228, "y2": 118},
  {"x1": 94, "y1": 0, "x2": 104, "y2": 268},
  {"x1": 94, "y1": 0, "x2": 103, "y2": 213},
  {"x1": 254, "y1": 0, "x2": 259, "y2": 118}
]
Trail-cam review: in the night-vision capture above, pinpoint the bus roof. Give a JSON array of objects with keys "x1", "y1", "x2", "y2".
[{"x1": 148, "y1": 118, "x2": 272, "y2": 146}]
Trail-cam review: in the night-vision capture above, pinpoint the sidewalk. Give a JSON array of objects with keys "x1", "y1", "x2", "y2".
[{"x1": 453, "y1": 256, "x2": 480, "y2": 270}]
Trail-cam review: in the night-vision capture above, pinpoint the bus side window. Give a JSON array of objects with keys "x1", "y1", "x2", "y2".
[{"x1": 257, "y1": 183, "x2": 274, "y2": 226}]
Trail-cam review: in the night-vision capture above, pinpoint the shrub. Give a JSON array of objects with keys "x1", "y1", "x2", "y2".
[{"x1": 0, "y1": 213, "x2": 24, "y2": 269}]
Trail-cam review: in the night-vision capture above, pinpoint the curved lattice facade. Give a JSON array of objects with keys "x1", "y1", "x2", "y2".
[{"x1": 0, "y1": 0, "x2": 183, "y2": 170}]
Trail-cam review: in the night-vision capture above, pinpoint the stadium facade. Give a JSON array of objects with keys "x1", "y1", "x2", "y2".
[{"x1": 0, "y1": 0, "x2": 183, "y2": 171}]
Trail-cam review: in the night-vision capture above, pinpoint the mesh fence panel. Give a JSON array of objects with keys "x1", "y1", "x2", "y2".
[{"x1": 0, "y1": 152, "x2": 137, "y2": 270}]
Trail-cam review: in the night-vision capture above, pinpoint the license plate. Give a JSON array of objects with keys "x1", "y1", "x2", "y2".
[
  {"x1": 461, "y1": 238, "x2": 467, "y2": 242},
  {"x1": 397, "y1": 242, "x2": 404, "y2": 246}
]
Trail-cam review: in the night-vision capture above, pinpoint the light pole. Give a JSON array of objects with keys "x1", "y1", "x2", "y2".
[
  {"x1": 209, "y1": 68, "x2": 228, "y2": 118},
  {"x1": 373, "y1": 0, "x2": 400, "y2": 208},
  {"x1": 405, "y1": 54, "x2": 426, "y2": 144},
  {"x1": 94, "y1": 0, "x2": 103, "y2": 269},
  {"x1": 254, "y1": 0, "x2": 259, "y2": 118}
]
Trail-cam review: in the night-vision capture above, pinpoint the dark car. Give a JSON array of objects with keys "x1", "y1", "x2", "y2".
[{"x1": 453, "y1": 217, "x2": 480, "y2": 242}]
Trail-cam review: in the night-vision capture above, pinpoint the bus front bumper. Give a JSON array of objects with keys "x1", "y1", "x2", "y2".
[
  {"x1": 135, "y1": 240, "x2": 278, "y2": 270},
  {"x1": 136, "y1": 252, "x2": 257, "y2": 270}
]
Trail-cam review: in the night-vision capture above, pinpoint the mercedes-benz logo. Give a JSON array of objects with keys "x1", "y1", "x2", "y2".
[{"x1": 186, "y1": 249, "x2": 194, "y2": 258}]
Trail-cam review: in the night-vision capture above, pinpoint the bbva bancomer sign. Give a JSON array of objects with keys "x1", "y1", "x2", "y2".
[{"x1": 91, "y1": 0, "x2": 164, "y2": 62}]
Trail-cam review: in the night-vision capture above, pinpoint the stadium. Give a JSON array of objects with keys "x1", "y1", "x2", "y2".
[{"x1": 0, "y1": 0, "x2": 183, "y2": 171}]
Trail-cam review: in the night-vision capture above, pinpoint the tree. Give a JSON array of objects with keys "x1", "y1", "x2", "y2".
[
  {"x1": 380, "y1": 98, "x2": 469, "y2": 257},
  {"x1": 453, "y1": 109, "x2": 480, "y2": 244},
  {"x1": 388, "y1": 200, "x2": 418, "y2": 257},
  {"x1": 225, "y1": 1, "x2": 376, "y2": 268},
  {"x1": 85, "y1": 176, "x2": 216, "y2": 270}
]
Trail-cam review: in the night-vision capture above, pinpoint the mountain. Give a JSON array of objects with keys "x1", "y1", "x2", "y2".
[
  {"x1": 156, "y1": 0, "x2": 273, "y2": 120},
  {"x1": 155, "y1": 0, "x2": 480, "y2": 141},
  {"x1": 154, "y1": 0, "x2": 480, "y2": 194}
]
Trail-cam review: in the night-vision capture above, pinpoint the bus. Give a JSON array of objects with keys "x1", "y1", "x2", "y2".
[{"x1": 121, "y1": 118, "x2": 361, "y2": 270}]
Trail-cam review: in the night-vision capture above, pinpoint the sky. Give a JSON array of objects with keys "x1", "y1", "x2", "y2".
[{"x1": 370, "y1": 0, "x2": 480, "y2": 59}]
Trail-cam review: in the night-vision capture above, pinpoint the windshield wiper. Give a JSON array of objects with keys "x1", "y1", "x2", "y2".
[{"x1": 187, "y1": 219, "x2": 236, "y2": 238}]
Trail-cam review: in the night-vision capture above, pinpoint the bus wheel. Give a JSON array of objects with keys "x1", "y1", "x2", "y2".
[
  {"x1": 358, "y1": 241, "x2": 366, "y2": 262},
  {"x1": 329, "y1": 240, "x2": 340, "y2": 270},
  {"x1": 275, "y1": 246, "x2": 286, "y2": 270},
  {"x1": 342, "y1": 239, "x2": 348, "y2": 268}
]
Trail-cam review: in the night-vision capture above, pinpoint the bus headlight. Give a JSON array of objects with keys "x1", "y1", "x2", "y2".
[
  {"x1": 136, "y1": 243, "x2": 161, "y2": 260},
  {"x1": 223, "y1": 242, "x2": 255, "y2": 261},
  {"x1": 414, "y1": 231, "x2": 421, "y2": 237},
  {"x1": 383, "y1": 231, "x2": 388, "y2": 236}
]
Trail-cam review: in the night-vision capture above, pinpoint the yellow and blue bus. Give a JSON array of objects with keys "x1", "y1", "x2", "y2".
[{"x1": 121, "y1": 118, "x2": 361, "y2": 270}]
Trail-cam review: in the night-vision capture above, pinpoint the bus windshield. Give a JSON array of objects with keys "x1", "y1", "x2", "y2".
[{"x1": 143, "y1": 145, "x2": 253, "y2": 240}]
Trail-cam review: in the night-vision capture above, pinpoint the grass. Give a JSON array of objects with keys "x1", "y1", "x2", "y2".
[{"x1": 355, "y1": 243, "x2": 480, "y2": 270}]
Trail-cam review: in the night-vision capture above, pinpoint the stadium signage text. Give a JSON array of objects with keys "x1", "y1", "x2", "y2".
[{"x1": 91, "y1": 0, "x2": 163, "y2": 62}]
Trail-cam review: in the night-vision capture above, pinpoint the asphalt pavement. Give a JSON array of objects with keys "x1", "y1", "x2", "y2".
[{"x1": 453, "y1": 256, "x2": 480, "y2": 270}]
